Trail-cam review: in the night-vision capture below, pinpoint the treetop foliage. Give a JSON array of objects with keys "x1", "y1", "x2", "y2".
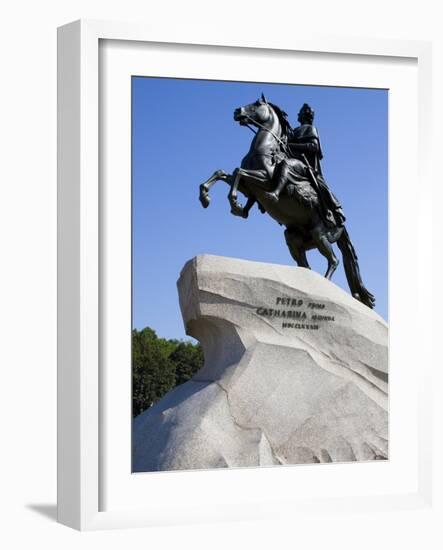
[{"x1": 132, "y1": 327, "x2": 204, "y2": 417}]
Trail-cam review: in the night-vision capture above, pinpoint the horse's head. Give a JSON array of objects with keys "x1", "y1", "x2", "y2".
[{"x1": 233, "y1": 94, "x2": 274, "y2": 128}]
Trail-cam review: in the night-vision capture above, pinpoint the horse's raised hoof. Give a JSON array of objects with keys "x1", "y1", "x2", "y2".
[
  {"x1": 230, "y1": 204, "x2": 245, "y2": 217},
  {"x1": 199, "y1": 191, "x2": 210, "y2": 208},
  {"x1": 199, "y1": 195, "x2": 210, "y2": 208},
  {"x1": 264, "y1": 191, "x2": 279, "y2": 204}
]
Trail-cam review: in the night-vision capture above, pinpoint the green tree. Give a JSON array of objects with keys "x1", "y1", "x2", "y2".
[
  {"x1": 132, "y1": 327, "x2": 205, "y2": 417},
  {"x1": 170, "y1": 341, "x2": 204, "y2": 387},
  {"x1": 132, "y1": 328, "x2": 176, "y2": 416}
]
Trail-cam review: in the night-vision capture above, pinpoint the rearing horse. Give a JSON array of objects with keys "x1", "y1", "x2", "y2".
[{"x1": 199, "y1": 96, "x2": 375, "y2": 309}]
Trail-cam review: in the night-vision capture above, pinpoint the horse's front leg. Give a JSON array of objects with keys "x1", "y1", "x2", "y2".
[
  {"x1": 239, "y1": 197, "x2": 256, "y2": 219},
  {"x1": 199, "y1": 169, "x2": 229, "y2": 208},
  {"x1": 228, "y1": 169, "x2": 246, "y2": 217}
]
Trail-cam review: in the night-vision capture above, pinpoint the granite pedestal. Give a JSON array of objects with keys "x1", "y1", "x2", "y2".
[{"x1": 133, "y1": 255, "x2": 388, "y2": 472}]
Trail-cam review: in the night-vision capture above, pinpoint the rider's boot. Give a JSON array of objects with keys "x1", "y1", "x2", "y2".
[{"x1": 265, "y1": 161, "x2": 289, "y2": 203}]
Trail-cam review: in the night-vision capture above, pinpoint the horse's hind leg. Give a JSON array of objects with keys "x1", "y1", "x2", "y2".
[
  {"x1": 285, "y1": 229, "x2": 310, "y2": 268},
  {"x1": 313, "y1": 229, "x2": 339, "y2": 280},
  {"x1": 199, "y1": 170, "x2": 229, "y2": 208}
]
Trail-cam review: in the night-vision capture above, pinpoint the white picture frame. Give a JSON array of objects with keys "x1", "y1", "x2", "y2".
[{"x1": 57, "y1": 19, "x2": 434, "y2": 531}]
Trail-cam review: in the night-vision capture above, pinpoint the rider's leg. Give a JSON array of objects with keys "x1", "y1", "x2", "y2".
[
  {"x1": 271, "y1": 160, "x2": 290, "y2": 198},
  {"x1": 284, "y1": 229, "x2": 310, "y2": 268},
  {"x1": 265, "y1": 158, "x2": 307, "y2": 203},
  {"x1": 265, "y1": 161, "x2": 290, "y2": 203}
]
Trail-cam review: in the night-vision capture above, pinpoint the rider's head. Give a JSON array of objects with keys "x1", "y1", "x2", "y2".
[{"x1": 297, "y1": 103, "x2": 314, "y2": 125}]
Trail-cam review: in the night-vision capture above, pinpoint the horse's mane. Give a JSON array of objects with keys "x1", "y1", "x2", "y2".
[{"x1": 268, "y1": 102, "x2": 291, "y2": 139}]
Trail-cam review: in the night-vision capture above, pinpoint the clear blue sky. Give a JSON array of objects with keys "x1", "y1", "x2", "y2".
[{"x1": 132, "y1": 77, "x2": 388, "y2": 338}]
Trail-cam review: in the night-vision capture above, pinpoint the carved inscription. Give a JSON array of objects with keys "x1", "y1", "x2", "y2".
[{"x1": 256, "y1": 296, "x2": 336, "y2": 330}]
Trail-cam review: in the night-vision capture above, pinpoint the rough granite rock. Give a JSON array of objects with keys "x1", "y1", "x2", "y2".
[{"x1": 133, "y1": 254, "x2": 388, "y2": 472}]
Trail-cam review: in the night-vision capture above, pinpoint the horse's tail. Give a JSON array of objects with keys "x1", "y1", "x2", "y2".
[{"x1": 337, "y1": 227, "x2": 375, "y2": 309}]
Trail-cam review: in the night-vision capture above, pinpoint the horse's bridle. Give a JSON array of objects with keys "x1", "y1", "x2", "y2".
[{"x1": 241, "y1": 110, "x2": 289, "y2": 155}]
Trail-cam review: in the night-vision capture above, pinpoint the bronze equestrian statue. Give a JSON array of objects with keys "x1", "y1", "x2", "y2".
[{"x1": 199, "y1": 95, "x2": 375, "y2": 309}]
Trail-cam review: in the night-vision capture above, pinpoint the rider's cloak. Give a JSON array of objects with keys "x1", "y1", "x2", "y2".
[{"x1": 289, "y1": 123, "x2": 324, "y2": 175}]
